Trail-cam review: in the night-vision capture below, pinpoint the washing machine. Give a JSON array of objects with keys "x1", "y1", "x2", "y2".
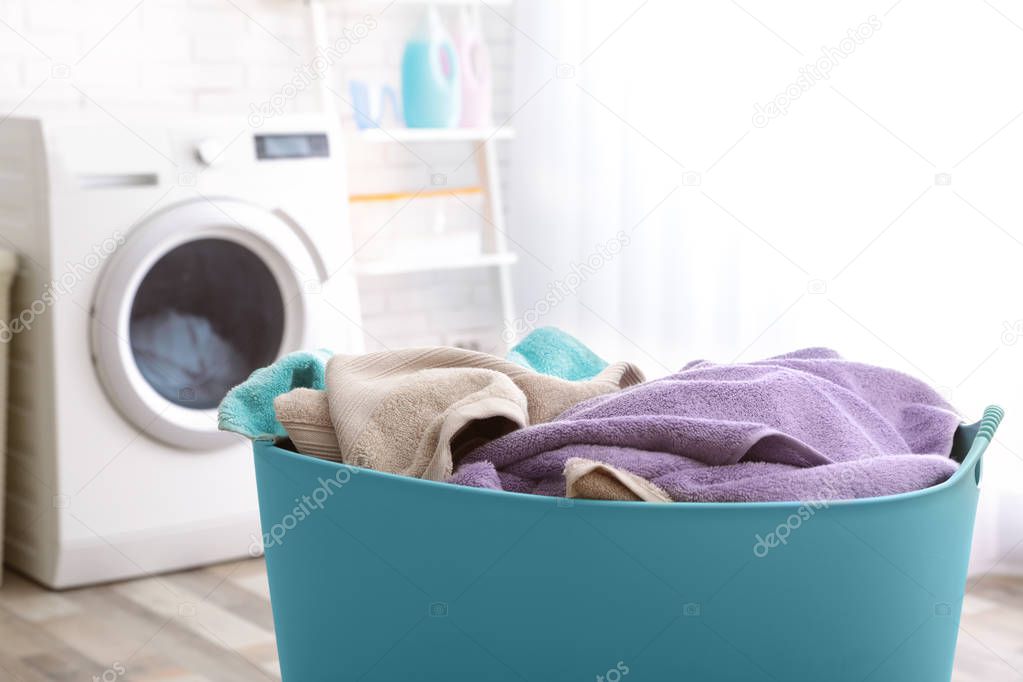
[{"x1": 0, "y1": 115, "x2": 364, "y2": 588}]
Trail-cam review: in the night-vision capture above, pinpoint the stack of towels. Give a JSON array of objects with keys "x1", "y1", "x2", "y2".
[{"x1": 219, "y1": 329, "x2": 963, "y2": 503}]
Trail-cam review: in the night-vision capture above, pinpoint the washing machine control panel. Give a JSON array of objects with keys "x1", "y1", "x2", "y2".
[
  {"x1": 254, "y1": 133, "x2": 330, "y2": 161},
  {"x1": 195, "y1": 138, "x2": 226, "y2": 166}
]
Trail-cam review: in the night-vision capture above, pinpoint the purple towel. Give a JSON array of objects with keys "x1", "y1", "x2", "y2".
[{"x1": 451, "y1": 348, "x2": 961, "y2": 502}]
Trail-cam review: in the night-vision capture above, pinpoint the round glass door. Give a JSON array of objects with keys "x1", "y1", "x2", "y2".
[
  {"x1": 129, "y1": 238, "x2": 285, "y2": 410},
  {"x1": 91, "y1": 198, "x2": 313, "y2": 450}
]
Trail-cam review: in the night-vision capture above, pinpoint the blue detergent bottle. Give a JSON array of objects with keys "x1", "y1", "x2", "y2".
[{"x1": 401, "y1": 6, "x2": 461, "y2": 128}]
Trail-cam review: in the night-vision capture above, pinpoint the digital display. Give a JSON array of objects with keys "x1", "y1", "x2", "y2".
[{"x1": 255, "y1": 133, "x2": 330, "y2": 160}]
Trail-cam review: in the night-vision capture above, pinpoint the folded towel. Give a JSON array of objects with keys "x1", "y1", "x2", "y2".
[
  {"x1": 276, "y1": 347, "x2": 645, "y2": 480},
  {"x1": 563, "y1": 458, "x2": 671, "y2": 502},
  {"x1": 273, "y1": 388, "x2": 340, "y2": 461},
  {"x1": 506, "y1": 327, "x2": 609, "y2": 380},
  {"x1": 455, "y1": 348, "x2": 962, "y2": 502},
  {"x1": 217, "y1": 349, "x2": 331, "y2": 440}
]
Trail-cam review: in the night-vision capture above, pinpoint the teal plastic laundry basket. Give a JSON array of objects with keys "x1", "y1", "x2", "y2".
[{"x1": 253, "y1": 405, "x2": 1003, "y2": 682}]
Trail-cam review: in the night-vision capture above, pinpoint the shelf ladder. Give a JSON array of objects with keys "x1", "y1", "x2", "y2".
[{"x1": 304, "y1": 0, "x2": 517, "y2": 347}]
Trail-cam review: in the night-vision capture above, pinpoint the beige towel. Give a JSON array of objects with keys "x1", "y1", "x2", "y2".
[
  {"x1": 273, "y1": 389, "x2": 342, "y2": 461},
  {"x1": 276, "y1": 347, "x2": 645, "y2": 481},
  {"x1": 563, "y1": 458, "x2": 671, "y2": 502}
]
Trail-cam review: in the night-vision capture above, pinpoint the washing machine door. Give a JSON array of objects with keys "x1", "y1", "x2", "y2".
[{"x1": 92, "y1": 198, "x2": 316, "y2": 449}]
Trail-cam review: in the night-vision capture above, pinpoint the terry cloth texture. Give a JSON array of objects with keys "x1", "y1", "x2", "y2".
[
  {"x1": 273, "y1": 388, "x2": 341, "y2": 461},
  {"x1": 454, "y1": 348, "x2": 962, "y2": 502},
  {"x1": 563, "y1": 458, "x2": 672, "y2": 502},
  {"x1": 276, "y1": 347, "x2": 645, "y2": 480},
  {"x1": 218, "y1": 349, "x2": 331, "y2": 440},
  {"x1": 506, "y1": 327, "x2": 609, "y2": 381},
  {"x1": 219, "y1": 327, "x2": 608, "y2": 442}
]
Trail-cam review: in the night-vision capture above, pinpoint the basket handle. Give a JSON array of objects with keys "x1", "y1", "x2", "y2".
[
  {"x1": 964, "y1": 405, "x2": 1005, "y2": 486},
  {"x1": 976, "y1": 405, "x2": 1005, "y2": 443}
]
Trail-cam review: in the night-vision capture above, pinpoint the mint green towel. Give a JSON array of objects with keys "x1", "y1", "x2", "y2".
[
  {"x1": 506, "y1": 327, "x2": 609, "y2": 381},
  {"x1": 218, "y1": 349, "x2": 331, "y2": 440}
]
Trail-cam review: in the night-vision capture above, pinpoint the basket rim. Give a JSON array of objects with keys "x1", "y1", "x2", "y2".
[{"x1": 254, "y1": 405, "x2": 1002, "y2": 511}]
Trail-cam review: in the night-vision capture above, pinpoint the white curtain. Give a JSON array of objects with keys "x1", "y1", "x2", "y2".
[
  {"x1": 507, "y1": 0, "x2": 1023, "y2": 575},
  {"x1": 507, "y1": 1, "x2": 798, "y2": 374}
]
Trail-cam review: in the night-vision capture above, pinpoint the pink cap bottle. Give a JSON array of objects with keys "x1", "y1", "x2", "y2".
[{"x1": 454, "y1": 7, "x2": 492, "y2": 128}]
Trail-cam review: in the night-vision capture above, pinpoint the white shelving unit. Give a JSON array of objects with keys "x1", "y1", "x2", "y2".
[
  {"x1": 346, "y1": 128, "x2": 518, "y2": 331},
  {"x1": 304, "y1": 0, "x2": 518, "y2": 337},
  {"x1": 354, "y1": 251, "x2": 518, "y2": 276},
  {"x1": 356, "y1": 126, "x2": 514, "y2": 143}
]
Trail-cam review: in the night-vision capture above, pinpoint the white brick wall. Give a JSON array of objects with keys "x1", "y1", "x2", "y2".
[{"x1": 0, "y1": 0, "x2": 514, "y2": 352}]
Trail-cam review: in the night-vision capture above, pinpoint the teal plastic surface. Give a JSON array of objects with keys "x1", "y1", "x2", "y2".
[{"x1": 254, "y1": 406, "x2": 1003, "y2": 682}]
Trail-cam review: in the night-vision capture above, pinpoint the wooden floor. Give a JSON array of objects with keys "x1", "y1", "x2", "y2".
[{"x1": 0, "y1": 560, "x2": 1019, "y2": 681}]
